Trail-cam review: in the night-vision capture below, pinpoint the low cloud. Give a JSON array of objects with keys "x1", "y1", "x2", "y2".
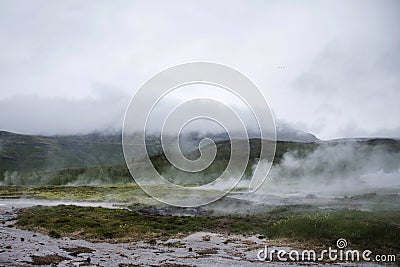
[{"x1": 0, "y1": 86, "x2": 129, "y2": 135}]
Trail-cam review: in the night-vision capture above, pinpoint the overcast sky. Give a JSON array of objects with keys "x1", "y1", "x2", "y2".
[{"x1": 0, "y1": 0, "x2": 399, "y2": 139}]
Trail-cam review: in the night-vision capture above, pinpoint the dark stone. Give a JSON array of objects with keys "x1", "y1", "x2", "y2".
[{"x1": 68, "y1": 252, "x2": 78, "y2": 257}]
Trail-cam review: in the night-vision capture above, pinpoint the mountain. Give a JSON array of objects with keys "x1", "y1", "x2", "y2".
[
  {"x1": 1, "y1": 129, "x2": 400, "y2": 185},
  {"x1": 0, "y1": 126, "x2": 318, "y2": 170},
  {"x1": 0, "y1": 131, "x2": 124, "y2": 174},
  {"x1": 276, "y1": 124, "x2": 319, "y2": 142}
]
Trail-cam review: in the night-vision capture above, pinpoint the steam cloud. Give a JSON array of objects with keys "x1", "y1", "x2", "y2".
[
  {"x1": 258, "y1": 143, "x2": 400, "y2": 197},
  {"x1": 2, "y1": 140, "x2": 400, "y2": 202}
]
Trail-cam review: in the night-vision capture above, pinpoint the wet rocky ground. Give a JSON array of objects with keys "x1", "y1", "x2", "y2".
[
  {"x1": 0, "y1": 203, "x2": 280, "y2": 266},
  {"x1": 0, "y1": 200, "x2": 396, "y2": 266}
]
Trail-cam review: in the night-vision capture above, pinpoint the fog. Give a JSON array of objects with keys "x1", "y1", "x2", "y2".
[
  {"x1": 0, "y1": 87, "x2": 129, "y2": 135},
  {"x1": 1, "y1": 1, "x2": 400, "y2": 139},
  {"x1": 258, "y1": 143, "x2": 400, "y2": 197}
]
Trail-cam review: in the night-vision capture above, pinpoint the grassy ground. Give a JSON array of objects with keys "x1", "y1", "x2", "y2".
[
  {"x1": 14, "y1": 204, "x2": 400, "y2": 257},
  {"x1": 0, "y1": 184, "x2": 219, "y2": 206},
  {"x1": 3, "y1": 184, "x2": 400, "y2": 259},
  {"x1": 0, "y1": 184, "x2": 148, "y2": 202}
]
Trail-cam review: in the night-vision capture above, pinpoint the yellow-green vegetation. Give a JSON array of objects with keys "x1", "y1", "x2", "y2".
[
  {"x1": 0, "y1": 184, "x2": 149, "y2": 202},
  {"x1": 0, "y1": 184, "x2": 218, "y2": 205},
  {"x1": 15, "y1": 205, "x2": 400, "y2": 255}
]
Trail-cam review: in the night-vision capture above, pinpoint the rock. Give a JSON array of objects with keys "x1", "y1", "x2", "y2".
[
  {"x1": 135, "y1": 206, "x2": 208, "y2": 216},
  {"x1": 305, "y1": 194, "x2": 317, "y2": 199},
  {"x1": 68, "y1": 252, "x2": 78, "y2": 257}
]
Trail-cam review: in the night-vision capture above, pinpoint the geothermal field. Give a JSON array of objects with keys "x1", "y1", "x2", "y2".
[{"x1": 1, "y1": 131, "x2": 399, "y2": 266}]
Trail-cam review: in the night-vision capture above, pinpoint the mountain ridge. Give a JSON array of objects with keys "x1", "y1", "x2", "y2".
[{"x1": 1, "y1": 129, "x2": 399, "y2": 178}]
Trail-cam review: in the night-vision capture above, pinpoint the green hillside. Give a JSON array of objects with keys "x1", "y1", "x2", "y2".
[
  {"x1": 1, "y1": 130, "x2": 400, "y2": 186},
  {"x1": 0, "y1": 131, "x2": 124, "y2": 178}
]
